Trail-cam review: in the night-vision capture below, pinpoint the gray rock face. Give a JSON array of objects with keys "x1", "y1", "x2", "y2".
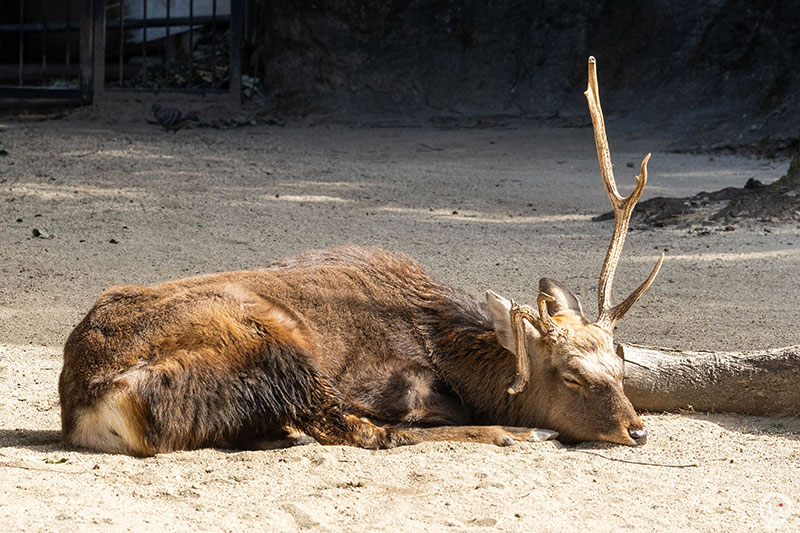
[{"x1": 251, "y1": 1, "x2": 799, "y2": 146}]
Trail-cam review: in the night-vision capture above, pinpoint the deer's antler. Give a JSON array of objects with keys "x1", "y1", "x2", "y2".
[
  {"x1": 507, "y1": 294, "x2": 566, "y2": 395},
  {"x1": 507, "y1": 300, "x2": 536, "y2": 395},
  {"x1": 584, "y1": 57, "x2": 664, "y2": 330}
]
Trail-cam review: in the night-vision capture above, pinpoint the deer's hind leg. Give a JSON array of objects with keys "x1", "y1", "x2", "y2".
[
  {"x1": 235, "y1": 426, "x2": 316, "y2": 450},
  {"x1": 134, "y1": 331, "x2": 402, "y2": 452}
]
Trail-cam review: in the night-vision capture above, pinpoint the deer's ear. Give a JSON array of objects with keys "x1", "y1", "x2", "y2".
[
  {"x1": 538, "y1": 278, "x2": 583, "y2": 317},
  {"x1": 486, "y1": 290, "x2": 538, "y2": 354},
  {"x1": 486, "y1": 290, "x2": 515, "y2": 352}
]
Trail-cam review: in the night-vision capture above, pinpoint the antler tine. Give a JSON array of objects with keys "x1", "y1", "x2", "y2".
[
  {"x1": 508, "y1": 300, "x2": 535, "y2": 395},
  {"x1": 536, "y1": 292, "x2": 556, "y2": 331},
  {"x1": 594, "y1": 153, "x2": 650, "y2": 321},
  {"x1": 584, "y1": 56, "x2": 662, "y2": 328},
  {"x1": 601, "y1": 253, "x2": 664, "y2": 327},
  {"x1": 585, "y1": 56, "x2": 622, "y2": 207}
]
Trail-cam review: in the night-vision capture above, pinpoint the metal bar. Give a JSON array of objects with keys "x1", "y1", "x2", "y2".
[
  {"x1": 95, "y1": 16, "x2": 231, "y2": 30},
  {"x1": 142, "y1": 0, "x2": 147, "y2": 84},
  {"x1": 229, "y1": 0, "x2": 244, "y2": 104},
  {"x1": 0, "y1": 22, "x2": 82, "y2": 32},
  {"x1": 66, "y1": 0, "x2": 72, "y2": 81},
  {"x1": 166, "y1": 0, "x2": 170, "y2": 40},
  {"x1": 79, "y1": 0, "x2": 92, "y2": 100},
  {"x1": 211, "y1": 0, "x2": 217, "y2": 86},
  {"x1": 18, "y1": 2, "x2": 23, "y2": 86},
  {"x1": 92, "y1": 0, "x2": 106, "y2": 100},
  {"x1": 0, "y1": 86, "x2": 83, "y2": 99},
  {"x1": 104, "y1": 86, "x2": 226, "y2": 94},
  {"x1": 119, "y1": 0, "x2": 125, "y2": 85},
  {"x1": 42, "y1": 0, "x2": 48, "y2": 84},
  {"x1": 189, "y1": 0, "x2": 194, "y2": 86},
  {"x1": 0, "y1": 17, "x2": 232, "y2": 34},
  {"x1": 0, "y1": 63, "x2": 134, "y2": 80}
]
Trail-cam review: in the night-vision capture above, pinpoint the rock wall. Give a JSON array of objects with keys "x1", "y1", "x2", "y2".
[{"x1": 249, "y1": 0, "x2": 799, "y2": 146}]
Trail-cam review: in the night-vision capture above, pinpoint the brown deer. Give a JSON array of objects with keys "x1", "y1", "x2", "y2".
[{"x1": 59, "y1": 57, "x2": 663, "y2": 456}]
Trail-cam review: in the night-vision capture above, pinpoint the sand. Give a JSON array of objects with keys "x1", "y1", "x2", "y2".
[{"x1": 0, "y1": 114, "x2": 798, "y2": 531}]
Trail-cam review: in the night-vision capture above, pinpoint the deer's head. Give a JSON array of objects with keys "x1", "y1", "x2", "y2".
[{"x1": 485, "y1": 57, "x2": 663, "y2": 446}]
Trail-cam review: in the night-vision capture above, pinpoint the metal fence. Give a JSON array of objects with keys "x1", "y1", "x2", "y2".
[
  {"x1": 0, "y1": 1, "x2": 87, "y2": 99},
  {"x1": 0, "y1": 0, "x2": 245, "y2": 103}
]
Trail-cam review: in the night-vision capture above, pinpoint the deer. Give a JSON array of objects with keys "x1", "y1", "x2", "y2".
[{"x1": 59, "y1": 57, "x2": 663, "y2": 456}]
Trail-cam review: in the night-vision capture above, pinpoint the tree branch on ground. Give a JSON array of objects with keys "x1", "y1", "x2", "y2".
[{"x1": 622, "y1": 344, "x2": 800, "y2": 416}]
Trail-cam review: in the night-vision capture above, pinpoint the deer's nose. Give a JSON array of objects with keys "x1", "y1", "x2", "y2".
[{"x1": 629, "y1": 428, "x2": 647, "y2": 445}]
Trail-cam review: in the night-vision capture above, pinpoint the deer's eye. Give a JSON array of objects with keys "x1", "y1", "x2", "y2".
[{"x1": 561, "y1": 374, "x2": 583, "y2": 388}]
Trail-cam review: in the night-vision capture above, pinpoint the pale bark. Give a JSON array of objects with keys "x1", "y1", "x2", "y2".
[{"x1": 621, "y1": 344, "x2": 800, "y2": 416}]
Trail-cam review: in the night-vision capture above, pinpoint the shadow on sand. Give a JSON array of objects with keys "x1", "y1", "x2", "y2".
[
  {"x1": 685, "y1": 412, "x2": 800, "y2": 442},
  {"x1": 0, "y1": 429, "x2": 62, "y2": 451}
]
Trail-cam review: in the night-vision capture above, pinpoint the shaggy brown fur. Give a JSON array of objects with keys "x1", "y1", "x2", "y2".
[{"x1": 60, "y1": 245, "x2": 643, "y2": 455}]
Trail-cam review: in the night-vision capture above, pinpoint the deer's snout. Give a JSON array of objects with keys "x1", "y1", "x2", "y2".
[{"x1": 628, "y1": 427, "x2": 647, "y2": 446}]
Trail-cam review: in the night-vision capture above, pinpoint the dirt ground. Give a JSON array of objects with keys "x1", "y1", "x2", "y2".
[{"x1": 1, "y1": 111, "x2": 798, "y2": 531}]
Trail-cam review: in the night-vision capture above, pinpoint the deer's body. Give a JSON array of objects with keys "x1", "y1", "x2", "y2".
[
  {"x1": 60, "y1": 58, "x2": 662, "y2": 456},
  {"x1": 61, "y1": 247, "x2": 544, "y2": 455}
]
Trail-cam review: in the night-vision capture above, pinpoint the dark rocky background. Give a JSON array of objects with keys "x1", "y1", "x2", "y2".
[{"x1": 248, "y1": 0, "x2": 799, "y2": 152}]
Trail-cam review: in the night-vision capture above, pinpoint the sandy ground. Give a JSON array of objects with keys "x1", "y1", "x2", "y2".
[{"x1": 0, "y1": 114, "x2": 798, "y2": 531}]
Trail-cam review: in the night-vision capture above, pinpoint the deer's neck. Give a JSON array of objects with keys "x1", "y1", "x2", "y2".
[{"x1": 422, "y1": 295, "x2": 523, "y2": 425}]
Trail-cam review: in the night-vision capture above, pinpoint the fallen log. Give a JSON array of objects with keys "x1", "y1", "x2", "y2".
[{"x1": 621, "y1": 344, "x2": 800, "y2": 416}]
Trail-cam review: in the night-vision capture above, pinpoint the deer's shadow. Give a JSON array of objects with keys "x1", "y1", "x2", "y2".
[{"x1": 0, "y1": 429, "x2": 63, "y2": 453}]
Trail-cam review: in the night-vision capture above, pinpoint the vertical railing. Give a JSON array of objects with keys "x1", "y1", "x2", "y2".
[
  {"x1": 230, "y1": 0, "x2": 244, "y2": 103},
  {"x1": 80, "y1": 0, "x2": 94, "y2": 100},
  {"x1": 92, "y1": 0, "x2": 105, "y2": 99},
  {"x1": 18, "y1": 2, "x2": 24, "y2": 86},
  {"x1": 41, "y1": 0, "x2": 48, "y2": 84},
  {"x1": 66, "y1": 0, "x2": 73, "y2": 81},
  {"x1": 119, "y1": 0, "x2": 125, "y2": 86},
  {"x1": 78, "y1": 0, "x2": 94, "y2": 102},
  {"x1": 188, "y1": 0, "x2": 194, "y2": 85},
  {"x1": 211, "y1": 0, "x2": 217, "y2": 86},
  {"x1": 141, "y1": 0, "x2": 148, "y2": 84}
]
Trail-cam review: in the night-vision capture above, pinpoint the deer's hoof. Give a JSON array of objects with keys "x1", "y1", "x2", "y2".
[
  {"x1": 498, "y1": 435, "x2": 516, "y2": 447},
  {"x1": 528, "y1": 429, "x2": 559, "y2": 442}
]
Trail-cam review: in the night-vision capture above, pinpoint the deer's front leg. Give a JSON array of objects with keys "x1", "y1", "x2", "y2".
[{"x1": 387, "y1": 425, "x2": 559, "y2": 447}]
